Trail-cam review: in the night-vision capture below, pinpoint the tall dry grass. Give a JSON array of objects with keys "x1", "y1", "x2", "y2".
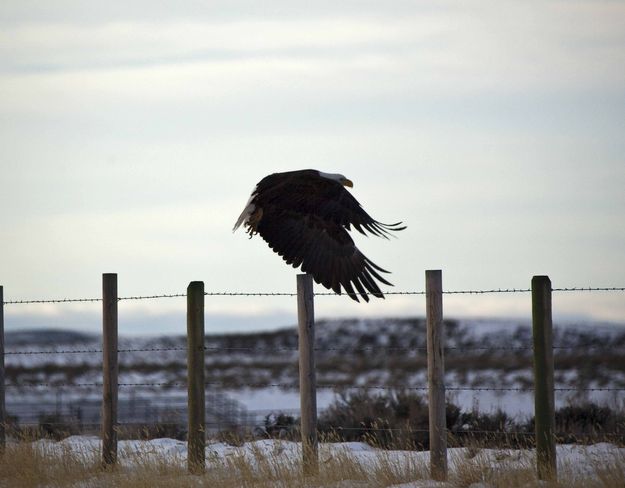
[{"x1": 1, "y1": 434, "x2": 625, "y2": 488}]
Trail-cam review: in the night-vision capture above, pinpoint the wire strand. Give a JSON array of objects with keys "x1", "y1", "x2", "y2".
[
  {"x1": 4, "y1": 286, "x2": 624, "y2": 304},
  {"x1": 5, "y1": 420, "x2": 623, "y2": 439},
  {"x1": 5, "y1": 343, "x2": 622, "y2": 356},
  {"x1": 4, "y1": 382, "x2": 625, "y2": 392}
]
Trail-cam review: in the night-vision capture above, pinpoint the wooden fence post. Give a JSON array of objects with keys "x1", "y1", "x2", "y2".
[
  {"x1": 102, "y1": 273, "x2": 118, "y2": 467},
  {"x1": 426, "y1": 270, "x2": 447, "y2": 481},
  {"x1": 0, "y1": 286, "x2": 6, "y2": 455},
  {"x1": 187, "y1": 281, "x2": 206, "y2": 474},
  {"x1": 297, "y1": 273, "x2": 318, "y2": 476},
  {"x1": 532, "y1": 275, "x2": 557, "y2": 481}
]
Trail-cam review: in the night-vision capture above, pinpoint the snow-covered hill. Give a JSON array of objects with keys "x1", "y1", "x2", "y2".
[{"x1": 5, "y1": 318, "x2": 625, "y2": 424}]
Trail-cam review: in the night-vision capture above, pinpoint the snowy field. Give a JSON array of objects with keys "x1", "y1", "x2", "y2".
[
  {"x1": 5, "y1": 317, "x2": 625, "y2": 431},
  {"x1": 16, "y1": 435, "x2": 625, "y2": 487},
  {"x1": 228, "y1": 386, "x2": 622, "y2": 420}
]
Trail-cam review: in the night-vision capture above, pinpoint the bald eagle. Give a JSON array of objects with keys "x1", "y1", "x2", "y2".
[{"x1": 233, "y1": 169, "x2": 405, "y2": 302}]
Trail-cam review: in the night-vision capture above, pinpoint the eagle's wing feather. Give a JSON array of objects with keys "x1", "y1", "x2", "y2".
[
  {"x1": 257, "y1": 208, "x2": 386, "y2": 302},
  {"x1": 321, "y1": 187, "x2": 406, "y2": 238}
]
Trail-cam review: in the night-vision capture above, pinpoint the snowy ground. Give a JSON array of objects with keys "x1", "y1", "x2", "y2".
[{"x1": 26, "y1": 435, "x2": 625, "y2": 487}]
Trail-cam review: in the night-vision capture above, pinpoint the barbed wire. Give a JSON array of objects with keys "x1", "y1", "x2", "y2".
[
  {"x1": 552, "y1": 287, "x2": 625, "y2": 292},
  {"x1": 4, "y1": 286, "x2": 625, "y2": 305},
  {"x1": 4, "y1": 381, "x2": 625, "y2": 393},
  {"x1": 5, "y1": 342, "x2": 623, "y2": 356},
  {"x1": 4, "y1": 348, "x2": 103, "y2": 355},
  {"x1": 4, "y1": 297, "x2": 102, "y2": 304},
  {"x1": 6, "y1": 420, "x2": 623, "y2": 439}
]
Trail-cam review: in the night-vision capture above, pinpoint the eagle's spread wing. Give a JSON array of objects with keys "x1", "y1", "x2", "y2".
[{"x1": 257, "y1": 209, "x2": 392, "y2": 301}]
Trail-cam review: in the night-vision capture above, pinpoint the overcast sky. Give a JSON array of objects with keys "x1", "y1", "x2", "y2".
[{"x1": 1, "y1": 1, "x2": 624, "y2": 335}]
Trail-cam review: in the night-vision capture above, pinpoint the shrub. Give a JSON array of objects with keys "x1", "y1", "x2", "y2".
[
  {"x1": 37, "y1": 413, "x2": 81, "y2": 440},
  {"x1": 262, "y1": 412, "x2": 299, "y2": 440},
  {"x1": 318, "y1": 389, "x2": 461, "y2": 449},
  {"x1": 315, "y1": 391, "x2": 625, "y2": 449}
]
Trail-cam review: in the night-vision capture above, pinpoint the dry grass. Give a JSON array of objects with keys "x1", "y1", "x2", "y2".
[
  {"x1": 0, "y1": 440, "x2": 99, "y2": 488},
  {"x1": 1, "y1": 436, "x2": 624, "y2": 488},
  {"x1": 0, "y1": 440, "x2": 421, "y2": 488}
]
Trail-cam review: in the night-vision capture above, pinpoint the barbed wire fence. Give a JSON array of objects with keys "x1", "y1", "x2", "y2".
[
  {"x1": 2, "y1": 284, "x2": 625, "y2": 402},
  {"x1": 1, "y1": 276, "x2": 625, "y2": 478}
]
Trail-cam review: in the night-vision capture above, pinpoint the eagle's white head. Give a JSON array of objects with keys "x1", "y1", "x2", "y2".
[{"x1": 317, "y1": 170, "x2": 353, "y2": 188}]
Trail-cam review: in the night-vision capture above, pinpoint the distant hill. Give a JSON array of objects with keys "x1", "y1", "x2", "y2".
[
  {"x1": 4, "y1": 328, "x2": 97, "y2": 347},
  {"x1": 5, "y1": 318, "x2": 625, "y2": 391}
]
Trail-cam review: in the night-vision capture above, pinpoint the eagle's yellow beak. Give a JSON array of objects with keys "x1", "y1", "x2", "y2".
[{"x1": 342, "y1": 178, "x2": 353, "y2": 188}]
